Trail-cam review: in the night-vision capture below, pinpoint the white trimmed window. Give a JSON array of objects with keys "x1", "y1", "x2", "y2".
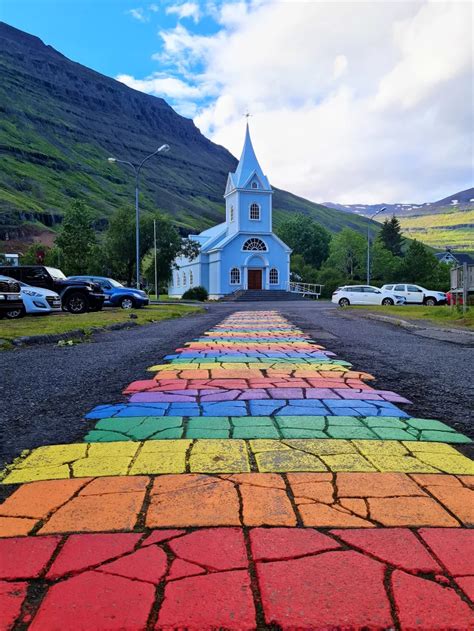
[
  {"x1": 189, "y1": 270, "x2": 193, "y2": 285},
  {"x1": 230, "y1": 267, "x2": 241, "y2": 285},
  {"x1": 230, "y1": 205, "x2": 234, "y2": 221},
  {"x1": 243, "y1": 237, "x2": 267, "y2": 251},
  {"x1": 182, "y1": 272, "x2": 186, "y2": 286},
  {"x1": 269, "y1": 268, "x2": 279, "y2": 284},
  {"x1": 249, "y1": 203, "x2": 260, "y2": 220}
]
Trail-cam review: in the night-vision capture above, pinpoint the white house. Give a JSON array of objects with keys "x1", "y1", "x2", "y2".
[{"x1": 169, "y1": 125, "x2": 291, "y2": 299}]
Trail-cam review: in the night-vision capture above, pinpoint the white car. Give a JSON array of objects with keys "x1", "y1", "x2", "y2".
[
  {"x1": 0, "y1": 276, "x2": 62, "y2": 318},
  {"x1": 332, "y1": 285, "x2": 406, "y2": 307},
  {"x1": 381, "y1": 284, "x2": 447, "y2": 306}
]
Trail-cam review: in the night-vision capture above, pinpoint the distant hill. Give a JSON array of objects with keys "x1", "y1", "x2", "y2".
[
  {"x1": 0, "y1": 22, "x2": 374, "y2": 251},
  {"x1": 325, "y1": 188, "x2": 474, "y2": 251}
]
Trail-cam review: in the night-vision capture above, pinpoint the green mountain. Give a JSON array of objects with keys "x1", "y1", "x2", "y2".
[{"x1": 0, "y1": 22, "x2": 374, "y2": 250}]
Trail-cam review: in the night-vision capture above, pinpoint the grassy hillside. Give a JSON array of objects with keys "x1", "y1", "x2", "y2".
[
  {"x1": 0, "y1": 22, "x2": 375, "y2": 252},
  {"x1": 397, "y1": 209, "x2": 474, "y2": 250}
]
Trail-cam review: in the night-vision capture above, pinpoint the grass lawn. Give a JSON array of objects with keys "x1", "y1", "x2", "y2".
[
  {"x1": 0, "y1": 304, "x2": 203, "y2": 341},
  {"x1": 348, "y1": 305, "x2": 473, "y2": 329}
]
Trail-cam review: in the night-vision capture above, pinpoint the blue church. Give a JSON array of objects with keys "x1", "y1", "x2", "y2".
[{"x1": 169, "y1": 125, "x2": 292, "y2": 299}]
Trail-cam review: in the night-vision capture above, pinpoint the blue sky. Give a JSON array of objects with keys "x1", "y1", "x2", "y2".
[{"x1": 1, "y1": 1, "x2": 472, "y2": 204}]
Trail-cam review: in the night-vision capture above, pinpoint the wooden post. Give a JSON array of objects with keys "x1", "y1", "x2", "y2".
[{"x1": 462, "y1": 262, "x2": 468, "y2": 315}]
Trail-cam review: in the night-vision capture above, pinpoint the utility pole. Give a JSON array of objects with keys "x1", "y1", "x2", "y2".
[{"x1": 154, "y1": 219, "x2": 158, "y2": 301}]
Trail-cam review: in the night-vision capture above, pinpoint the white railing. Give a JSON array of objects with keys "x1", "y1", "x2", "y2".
[{"x1": 287, "y1": 281, "x2": 323, "y2": 298}]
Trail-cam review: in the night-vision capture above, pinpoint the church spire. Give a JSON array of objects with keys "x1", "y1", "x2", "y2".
[{"x1": 231, "y1": 122, "x2": 271, "y2": 190}]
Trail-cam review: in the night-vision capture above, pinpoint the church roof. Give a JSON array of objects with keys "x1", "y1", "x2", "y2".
[{"x1": 229, "y1": 123, "x2": 271, "y2": 191}]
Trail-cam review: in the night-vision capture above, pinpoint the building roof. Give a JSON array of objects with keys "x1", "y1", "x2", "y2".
[
  {"x1": 435, "y1": 251, "x2": 474, "y2": 264},
  {"x1": 228, "y1": 123, "x2": 271, "y2": 191}
]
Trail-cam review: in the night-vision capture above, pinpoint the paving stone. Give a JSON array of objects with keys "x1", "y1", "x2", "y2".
[
  {"x1": 168, "y1": 527, "x2": 247, "y2": 570},
  {"x1": 0, "y1": 536, "x2": 60, "y2": 579},
  {"x1": 46, "y1": 533, "x2": 141, "y2": 579},
  {"x1": 0, "y1": 581, "x2": 28, "y2": 630},
  {"x1": 30, "y1": 571, "x2": 156, "y2": 631},
  {"x1": 147, "y1": 475, "x2": 241, "y2": 527},
  {"x1": 276, "y1": 415, "x2": 326, "y2": 429},
  {"x1": 257, "y1": 550, "x2": 393, "y2": 628},
  {"x1": 392, "y1": 569, "x2": 474, "y2": 629},
  {"x1": 420, "y1": 481, "x2": 474, "y2": 525},
  {"x1": 419, "y1": 528, "x2": 474, "y2": 575},
  {"x1": 190, "y1": 439, "x2": 251, "y2": 473},
  {"x1": 99, "y1": 544, "x2": 168, "y2": 583},
  {"x1": 157, "y1": 569, "x2": 256, "y2": 630},
  {"x1": 327, "y1": 426, "x2": 377, "y2": 440},
  {"x1": 332, "y1": 529, "x2": 441, "y2": 572},
  {"x1": 250, "y1": 527, "x2": 340, "y2": 560}
]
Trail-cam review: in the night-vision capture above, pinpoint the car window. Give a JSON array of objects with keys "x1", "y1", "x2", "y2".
[
  {"x1": 23, "y1": 268, "x2": 49, "y2": 283},
  {"x1": 384, "y1": 285, "x2": 393, "y2": 290},
  {"x1": 407, "y1": 285, "x2": 422, "y2": 292},
  {"x1": 45, "y1": 267, "x2": 66, "y2": 280},
  {"x1": 109, "y1": 279, "x2": 124, "y2": 288},
  {"x1": 394, "y1": 284, "x2": 405, "y2": 291},
  {"x1": 363, "y1": 287, "x2": 378, "y2": 293},
  {"x1": 99, "y1": 281, "x2": 112, "y2": 289},
  {"x1": 349, "y1": 287, "x2": 363, "y2": 292}
]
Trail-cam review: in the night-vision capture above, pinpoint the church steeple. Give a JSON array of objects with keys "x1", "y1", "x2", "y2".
[{"x1": 226, "y1": 123, "x2": 271, "y2": 193}]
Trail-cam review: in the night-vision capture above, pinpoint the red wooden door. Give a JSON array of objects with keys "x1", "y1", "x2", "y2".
[{"x1": 248, "y1": 269, "x2": 262, "y2": 289}]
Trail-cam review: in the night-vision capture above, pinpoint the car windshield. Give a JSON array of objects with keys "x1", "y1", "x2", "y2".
[
  {"x1": 108, "y1": 279, "x2": 124, "y2": 288},
  {"x1": 45, "y1": 267, "x2": 66, "y2": 280}
]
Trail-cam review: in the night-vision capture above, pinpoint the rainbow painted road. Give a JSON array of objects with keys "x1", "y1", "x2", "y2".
[{"x1": 1, "y1": 310, "x2": 473, "y2": 630}]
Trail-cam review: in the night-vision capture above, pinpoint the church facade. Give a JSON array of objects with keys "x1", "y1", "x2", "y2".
[{"x1": 169, "y1": 125, "x2": 291, "y2": 299}]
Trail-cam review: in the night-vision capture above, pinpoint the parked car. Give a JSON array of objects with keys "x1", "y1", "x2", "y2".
[
  {"x1": 381, "y1": 284, "x2": 447, "y2": 306},
  {"x1": 68, "y1": 276, "x2": 149, "y2": 309},
  {"x1": 1, "y1": 277, "x2": 62, "y2": 318},
  {"x1": 0, "y1": 275, "x2": 24, "y2": 318},
  {"x1": 0, "y1": 266, "x2": 105, "y2": 314},
  {"x1": 332, "y1": 285, "x2": 406, "y2": 307}
]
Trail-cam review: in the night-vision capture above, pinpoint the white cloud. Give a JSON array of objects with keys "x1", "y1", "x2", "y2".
[
  {"x1": 117, "y1": 73, "x2": 205, "y2": 99},
  {"x1": 123, "y1": 0, "x2": 473, "y2": 203},
  {"x1": 166, "y1": 2, "x2": 201, "y2": 23},
  {"x1": 149, "y1": 3, "x2": 159, "y2": 11},
  {"x1": 126, "y1": 7, "x2": 149, "y2": 22}
]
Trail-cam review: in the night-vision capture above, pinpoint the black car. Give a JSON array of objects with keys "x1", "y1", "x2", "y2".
[
  {"x1": 0, "y1": 266, "x2": 105, "y2": 314},
  {"x1": 0, "y1": 276, "x2": 24, "y2": 318}
]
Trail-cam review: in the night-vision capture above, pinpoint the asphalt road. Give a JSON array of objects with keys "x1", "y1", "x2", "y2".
[{"x1": 1, "y1": 301, "x2": 473, "y2": 475}]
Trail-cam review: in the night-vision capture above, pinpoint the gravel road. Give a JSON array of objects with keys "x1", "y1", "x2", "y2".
[{"x1": 1, "y1": 301, "x2": 473, "y2": 473}]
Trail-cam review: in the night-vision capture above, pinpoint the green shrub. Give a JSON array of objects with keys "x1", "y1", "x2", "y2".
[{"x1": 182, "y1": 286, "x2": 208, "y2": 301}]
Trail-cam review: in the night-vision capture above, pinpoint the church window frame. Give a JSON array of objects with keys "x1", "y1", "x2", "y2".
[
  {"x1": 189, "y1": 270, "x2": 193, "y2": 285},
  {"x1": 251, "y1": 181, "x2": 259, "y2": 189},
  {"x1": 230, "y1": 267, "x2": 241, "y2": 285},
  {"x1": 242, "y1": 237, "x2": 267, "y2": 252},
  {"x1": 230, "y1": 205, "x2": 234, "y2": 221},
  {"x1": 182, "y1": 272, "x2": 186, "y2": 286},
  {"x1": 249, "y1": 203, "x2": 260, "y2": 221},
  {"x1": 176, "y1": 273, "x2": 180, "y2": 287},
  {"x1": 269, "y1": 268, "x2": 279, "y2": 284}
]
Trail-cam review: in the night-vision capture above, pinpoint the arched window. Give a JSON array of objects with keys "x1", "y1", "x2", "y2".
[
  {"x1": 251, "y1": 181, "x2": 259, "y2": 189},
  {"x1": 243, "y1": 238, "x2": 267, "y2": 251},
  {"x1": 249, "y1": 203, "x2": 260, "y2": 220},
  {"x1": 176, "y1": 273, "x2": 180, "y2": 287},
  {"x1": 269, "y1": 268, "x2": 279, "y2": 284},
  {"x1": 230, "y1": 205, "x2": 234, "y2": 221},
  {"x1": 230, "y1": 267, "x2": 241, "y2": 285},
  {"x1": 189, "y1": 270, "x2": 193, "y2": 285},
  {"x1": 182, "y1": 272, "x2": 186, "y2": 286}
]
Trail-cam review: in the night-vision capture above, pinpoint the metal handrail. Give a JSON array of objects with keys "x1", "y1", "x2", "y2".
[{"x1": 287, "y1": 281, "x2": 323, "y2": 297}]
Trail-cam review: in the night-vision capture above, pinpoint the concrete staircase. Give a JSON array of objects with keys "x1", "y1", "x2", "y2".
[{"x1": 225, "y1": 290, "x2": 310, "y2": 302}]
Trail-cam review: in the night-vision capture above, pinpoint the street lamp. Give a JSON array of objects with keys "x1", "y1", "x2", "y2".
[
  {"x1": 367, "y1": 206, "x2": 387, "y2": 285},
  {"x1": 107, "y1": 144, "x2": 170, "y2": 289}
]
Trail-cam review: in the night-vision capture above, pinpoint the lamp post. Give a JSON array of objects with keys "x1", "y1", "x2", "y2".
[
  {"x1": 367, "y1": 207, "x2": 387, "y2": 285},
  {"x1": 108, "y1": 145, "x2": 170, "y2": 289}
]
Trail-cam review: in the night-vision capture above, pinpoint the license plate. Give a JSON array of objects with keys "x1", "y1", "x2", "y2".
[{"x1": 7, "y1": 295, "x2": 20, "y2": 301}]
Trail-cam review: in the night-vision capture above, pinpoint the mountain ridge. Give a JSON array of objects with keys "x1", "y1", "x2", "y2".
[{"x1": 0, "y1": 21, "x2": 374, "y2": 250}]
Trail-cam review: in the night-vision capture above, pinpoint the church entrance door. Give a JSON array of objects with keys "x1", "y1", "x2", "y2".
[{"x1": 248, "y1": 269, "x2": 262, "y2": 290}]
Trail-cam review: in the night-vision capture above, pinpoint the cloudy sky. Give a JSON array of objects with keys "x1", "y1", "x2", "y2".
[{"x1": 3, "y1": 0, "x2": 473, "y2": 204}]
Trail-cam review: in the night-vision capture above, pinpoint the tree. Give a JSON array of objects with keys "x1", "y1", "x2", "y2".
[
  {"x1": 324, "y1": 228, "x2": 366, "y2": 279},
  {"x1": 401, "y1": 240, "x2": 448, "y2": 287},
  {"x1": 378, "y1": 216, "x2": 404, "y2": 257},
  {"x1": 276, "y1": 213, "x2": 331, "y2": 268},
  {"x1": 21, "y1": 243, "x2": 60, "y2": 266},
  {"x1": 370, "y1": 241, "x2": 402, "y2": 282},
  {"x1": 55, "y1": 201, "x2": 96, "y2": 275}
]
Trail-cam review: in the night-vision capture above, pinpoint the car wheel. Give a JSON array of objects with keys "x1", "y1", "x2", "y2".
[
  {"x1": 339, "y1": 298, "x2": 350, "y2": 307},
  {"x1": 424, "y1": 297, "x2": 437, "y2": 306},
  {"x1": 5, "y1": 306, "x2": 25, "y2": 319},
  {"x1": 65, "y1": 293, "x2": 89, "y2": 314},
  {"x1": 382, "y1": 298, "x2": 394, "y2": 306},
  {"x1": 120, "y1": 297, "x2": 135, "y2": 309}
]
